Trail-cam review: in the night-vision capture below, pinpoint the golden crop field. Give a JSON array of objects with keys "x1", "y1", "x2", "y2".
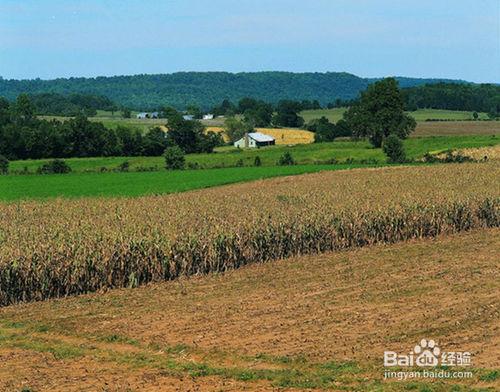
[
  {"x1": 461, "y1": 145, "x2": 500, "y2": 160},
  {"x1": 206, "y1": 126, "x2": 314, "y2": 144},
  {"x1": 0, "y1": 162, "x2": 498, "y2": 306}
]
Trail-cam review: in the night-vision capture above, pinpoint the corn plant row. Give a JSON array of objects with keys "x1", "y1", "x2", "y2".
[
  {"x1": 0, "y1": 163, "x2": 498, "y2": 305},
  {"x1": 0, "y1": 199, "x2": 497, "y2": 306}
]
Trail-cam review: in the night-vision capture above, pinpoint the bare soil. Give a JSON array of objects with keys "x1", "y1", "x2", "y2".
[{"x1": 0, "y1": 229, "x2": 498, "y2": 391}]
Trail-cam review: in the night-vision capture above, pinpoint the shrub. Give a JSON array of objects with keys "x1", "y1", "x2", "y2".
[
  {"x1": 37, "y1": 159, "x2": 72, "y2": 174},
  {"x1": 235, "y1": 159, "x2": 244, "y2": 167},
  {"x1": 0, "y1": 154, "x2": 9, "y2": 175},
  {"x1": 383, "y1": 135, "x2": 406, "y2": 163},
  {"x1": 277, "y1": 152, "x2": 295, "y2": 166},
  {"x1": 164, "y1": 145, "x2": 185, "y2": 170},
  {"x1": 443, "y1": 150, "x2": 475, "y2": 163},
  {"x1": 118, "y1": 161, "x2": 130, "y2": 172},
  {"x1": 422, "y1": 153, "x2": 438, "y2": 163},
  {"x1": 254, "y1": 156, "x2": 262, "y2": 166}
]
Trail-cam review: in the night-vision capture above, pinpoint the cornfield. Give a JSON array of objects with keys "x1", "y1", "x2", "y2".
[
  {"x1": 206, "y1": 127, "x2": 314, "y2": 145},
  {"x1": 0, "y1": 163, "x2": 498, "y2": 306}
]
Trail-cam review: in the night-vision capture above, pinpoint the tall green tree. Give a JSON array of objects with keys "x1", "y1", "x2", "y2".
[
  {"x1": 167, "y1": 113, "x2": 221, "y2": 153},
  {"x1": 307, "y1": 117, "x2": 337, "y2": 143},
  {"x1": 344, "y1": 78, "x2": 416, "y2": 147},
  {"x1": 272, "y1": 100, "x2": 304, "y2": 128},
  {"x1": 0, "y1": 154, "x2": 9, "y2": 174},
  {"x1": 224, "y1": 117, "x2": 253, "y2": 143},
  {"x1": 14, "y1": 93, "x2": 36, "y2": 123},
  {"x1": 143, "y1": 127, "x2": 168, "y2": 156},
  {"x1": 122, "y1": 107, "x2": 132, "y2": 118}
]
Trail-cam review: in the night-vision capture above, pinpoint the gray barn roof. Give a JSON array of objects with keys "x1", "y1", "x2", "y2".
[{"x1": 248, "y1": 132, "x2": 275, "y2": 142}]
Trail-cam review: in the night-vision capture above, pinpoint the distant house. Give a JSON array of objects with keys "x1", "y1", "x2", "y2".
[
  {"x1": 137, "y1": 112, "x2": 159, "y2": 119},
  {"x1": 202, "y1": 114, "x2": 214, "y2": 120},
  {"x1": 234, "y1": 132, "x2": 276, "y2": 148},
  {"x1": 183, "y1": 114, "x2": 195, "y2": 121}
]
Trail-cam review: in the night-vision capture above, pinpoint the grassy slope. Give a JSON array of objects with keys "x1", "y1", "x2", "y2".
[
  {"x1": 0, "y1": 229, "x2": 498, "y2": 391},
  {"x1": 0, "y1": 164, "x2": 382, "y2": 201},
  {"x1": 8, "y1": 135, "x2": 499, "y2": 173},
  {"x1": 300, "y1": 107, "x2": 347, "y2": 123}
]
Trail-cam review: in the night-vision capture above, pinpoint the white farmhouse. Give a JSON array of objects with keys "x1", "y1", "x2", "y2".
[{"x1": 234, "y1": 132, "x2": 276, "y2": 148}]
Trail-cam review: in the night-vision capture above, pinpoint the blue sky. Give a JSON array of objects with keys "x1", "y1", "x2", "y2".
[{"x1": 0, "y1": 0, "x2": 498, "y2": 82}]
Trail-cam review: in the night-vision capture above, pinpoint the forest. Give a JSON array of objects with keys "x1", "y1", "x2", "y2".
[{"x1": 0, "y1": 71, "x2": 463, "y2": 110}]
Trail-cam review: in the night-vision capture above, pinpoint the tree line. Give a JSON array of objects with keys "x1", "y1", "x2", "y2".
[
  {"x1": 0, "y1": 95, "x2": 223, "y2": 160},
  {"x1": 403, "y1": 83, "x2": 500, "y2": 117},
  {"x1": 213, "y1": 98, "x2": 314, "y2": 128}
]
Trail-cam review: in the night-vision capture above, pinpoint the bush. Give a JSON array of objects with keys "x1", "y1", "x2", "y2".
[
  {"x1": 422, "y1": 152, "x2": 438, "y2": 163},
  {"x1": 383, "y1": 135, "x2": 406, "y2": 163},
  {"x1": 443, "y1": 150, "x2": 475, "y2": 163},
  {"x1": 37, "y1": 159, "x2": 72, "y2": 174},
  {"x1": 164, "y1": 145, "x2": 185, "y2": 170},
  {"x1": 0, "y1": 154, "x2": 9, "y2": 175},
  {"x1": 235, "y1": 159, "x2": 244, "y2": 167},
  {"x1": 254, "y1": 156, "x2": 262, "y2": 166},
  {"x1": 118, "y1": 161, "x2": 130, "y2": 172},
  {"x1": 277, "y1": 151, "x2": 295, "y2": 166}
]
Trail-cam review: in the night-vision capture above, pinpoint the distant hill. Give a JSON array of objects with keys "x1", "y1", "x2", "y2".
[{"x1": 0, "y1": 72, "x2": 469, "y2": 110}]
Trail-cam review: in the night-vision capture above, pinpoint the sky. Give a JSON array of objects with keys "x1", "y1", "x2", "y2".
[{"x1": 0, "y1": 0, "x2": 499, "y2": 82}]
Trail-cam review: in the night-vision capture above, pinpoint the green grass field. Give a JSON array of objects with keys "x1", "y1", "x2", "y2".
[
  {"x1": 9, "y1": 135, "x2": 498, "y2": 173},
  {"x1": 299, "y1": 108, "x2": 490, "y2": 123},
  {"x1": 408, "y1": 109, "x2": 490, "y2": 121},
  {"x1": 300, "y1": 107, "x2": 347, "y2": 123},
  {"x1": 0, "y1": 164, "x2": 387, "y2": 201}
]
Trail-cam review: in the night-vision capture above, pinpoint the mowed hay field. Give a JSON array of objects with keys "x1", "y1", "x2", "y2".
[
  {"x1": 414, "y1": 121, "x2": 500, "y2": 137},
  {"x1": 0, "y1": 162, "x2": 498, "y2": 306},
  {"x1": 0, "y1": 229, "x2": 498, "y2": 391}
]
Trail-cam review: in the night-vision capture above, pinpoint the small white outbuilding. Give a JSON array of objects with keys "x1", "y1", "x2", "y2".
[{"x1": 234, "y1": 132, "x2": 276, "y2": 148}]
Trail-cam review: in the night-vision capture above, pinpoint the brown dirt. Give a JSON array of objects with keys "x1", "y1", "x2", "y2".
[
  {"x1": 0, "y1": 348, "x2": 275, "y2": 392},
  {"x1": 0, "y1": 229, "x2": 498, "y2": 391}
]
